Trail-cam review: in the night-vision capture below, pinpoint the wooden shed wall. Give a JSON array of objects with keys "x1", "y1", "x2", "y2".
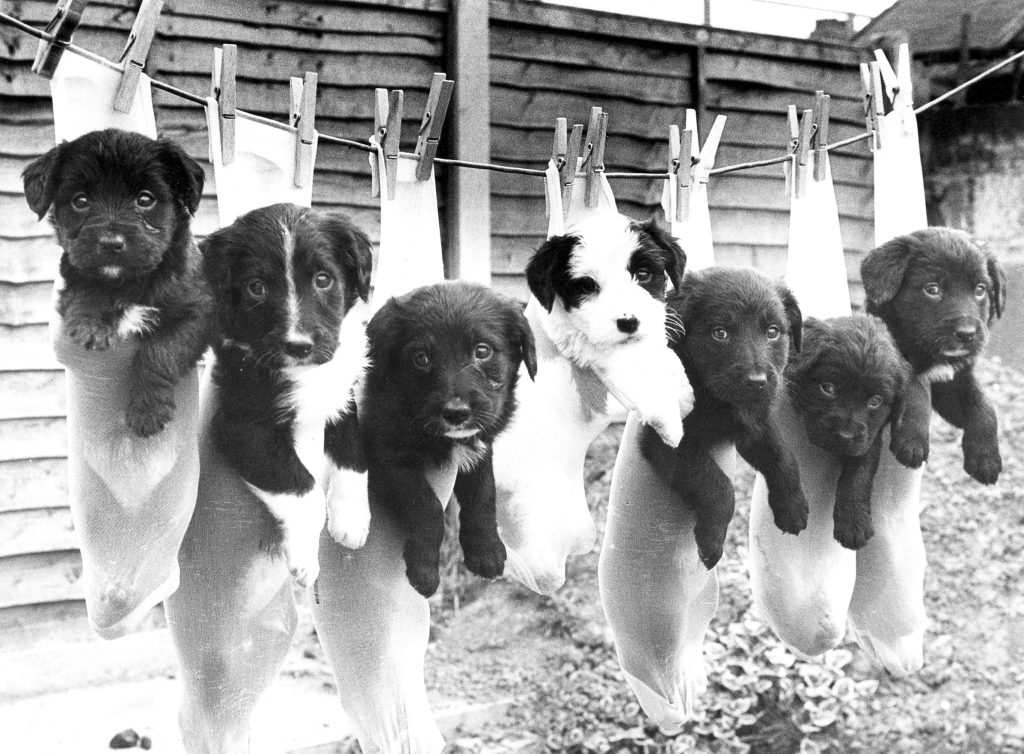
[
  {"x1": 0, "y1": 0, "x2": 872, "y2": 640},
  {"x1": 487, "y1": 0, "x2": 872, "y2": 300}
]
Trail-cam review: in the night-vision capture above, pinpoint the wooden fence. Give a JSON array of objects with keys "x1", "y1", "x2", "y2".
[{"x1": 0, "y1": 0, "x2": 872, "y2": 642}]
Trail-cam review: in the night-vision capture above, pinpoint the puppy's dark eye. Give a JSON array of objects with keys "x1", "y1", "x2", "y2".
[
  {"x1": 923, "y1": 283, "x2": 941, "y2": 297},
  {"x1": 974, "y1": 283, "x2": 988, "y2": 298},
  {"x1": 474, "y1": 343, "x2": 493, "y2": 360},
  {"x1": 867, "y1": 395, "x2": 883, "y2": 409},
  {"x1": 571, "y1": 277, "x2": 600, "y2": 297},
  {"x1": 314, "y1": 272, "x2": 334, "y2": 290},
  {"x1": 634, "y1": 269, "x2": 652, "y2": 284},
  {"x1": 819, "y1": 382, "x2": 836, "y2": 397},
  {"x1": 711, "y1": 327, "x2": 728, "y2": 341},
  {"x1": 412, "y1": 351, "x2": 430, "y2": 371},
  {"x1": 136, "y1": 191, "x2": 156, "y2": 209},
  {"x1": 766, "y1": 325, "x2": 781, "y2": 340},
  {"x1": 71, "y1": 193, "x2": 89, "y2": 211},
  {"x1": 245, "y1": 279, "x2": 266, "y2": 299}
]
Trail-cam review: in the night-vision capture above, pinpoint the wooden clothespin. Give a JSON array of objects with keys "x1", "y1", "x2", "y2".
[
  {"x1": 784, "y1": 104, "x2": 800, "y2": 196},
  {"x1": 414, "y1": 73, "x2": 454, "y2": 181},
  {"x1": 32, "y1": 0, "x2": 89, "y2": 79},
  {"x1": 552, "y1": 117, "x2": 567, "y2": 167},
  {"x1": 812, "y1": 91, "x2": 830, "y2": 181},
  {"x1": 691, "y1": 110, "x2": 726, "y2": 184},
  {"x1": 794, "y1": 108, "x2": 814, "y2": 198},
  {"x1": 113, "y1": 0, "x2": 163, "y2": 113},
  {"x1": 370, "y1": 88, "x2": 403, "y2": 200},
  {"x1": 870, "y1": 60, "x2": 886, "y2": 148},
  {"x1": 560, "y1": 123, "x2": 584, "y2": 215},
  {"x1": 583, "y1": 107, "x2": 608, "y2": 207},
  {"x1": 290, "y1": 72, "x2": 318, "y2": 188},
  {"x1": 667, "y1": 125, "x2": 693, "y2": 223},
  {"x1": 211, "y1": 45, "x2": 237, "y2": 165},
  {"x1": 859, "y1": 63, "x2": 877, "y2": 149}
]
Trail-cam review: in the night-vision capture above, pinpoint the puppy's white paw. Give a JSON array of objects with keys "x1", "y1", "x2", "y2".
[
  {"x1": 282, "y1": 538, "x2": 321, "y2": 588},
  {"x1": 326, "y1": 468, "x2": 371, "y2": 550},
  {"x1": 644, "y1": 407, "x2": 683, "y2": 448}
]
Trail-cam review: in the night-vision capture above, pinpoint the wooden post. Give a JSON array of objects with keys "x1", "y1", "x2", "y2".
[{"x1": 445, "y1": 0, "x2": 491, "y2": 284}]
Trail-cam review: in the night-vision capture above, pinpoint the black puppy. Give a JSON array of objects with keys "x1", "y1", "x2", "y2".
[
  {"x1": 22, "y1": 128, "x2": 212, "y2": 436},
  {"x1": 785, "y1": 315, "x2": 908, "y2": 549},
  {"x1": 641, "y1": 267, "x2": 808, "y2": 569},
  {"x1": 203, "y1": 203, "x2": 373, "y2": 585},
  {"x1": 355, "y1": 281, "x2": 537, "y2": 597},
  {"x1": 861, "y1": 227, "x2": 1006, "y2": 484}
]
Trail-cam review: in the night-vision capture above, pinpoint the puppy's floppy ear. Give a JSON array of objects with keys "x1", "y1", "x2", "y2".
[
  {"x1": 637, "y1": 219, "x2": 687, "y2": 291},
  {"x1": 986, "y1": 252, "x2": 1007, "y2": 321},
  {"x1": 199, "y1": 228, "x2": 232, "y2": 298},
  {"x1": 319, "y1": 213, "x2": 374, "y2": 302},
  {"x1": 786, "y1": 317, "x2": 825, "y2": 379},
  {"x1": 526, "y1": 234, "x2": 577, "y2": 312},
  {"x1": 778, "y1": 284, "x2": 803, "y2": 353},
  {"x1": 861, "y1": 236, "x2": 913, "y2": 309},
  {"x1": 508, "y1": 304, "x2": 538, "y2": 381},
  {"x1": 22, "y1": 142, "x2": 69, "y2": 219},
  {"x1": 155, "y1": 138, "x2": 205, "y2": 215}
]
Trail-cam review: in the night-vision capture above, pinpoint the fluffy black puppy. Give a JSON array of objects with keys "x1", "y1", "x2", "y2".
[
  {"x1": 358, "y1": 282, "x2": 538, "y2": 597},
  {"x1": 22, "y1": 128, "x2": 212, "y2": 436},
  {"x1": 641, "y1": 267, "x2": 808, "y2": 568},
  {"x1": 203, "y1": 203, "x2": 372, "y2": 585},
  {"x1": 861, "y1": 227, "x2": 1006, "y2": 484},
  {"x1": 785, "y1": 315, "x2": 908, "y2": 549}
]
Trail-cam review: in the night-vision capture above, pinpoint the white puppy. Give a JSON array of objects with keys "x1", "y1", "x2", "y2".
[{"x1": 494, "y1": 214, "x2": 694, "y2": 594}]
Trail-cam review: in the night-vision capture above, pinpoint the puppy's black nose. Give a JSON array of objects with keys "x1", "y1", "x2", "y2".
[
  {"x1": 441, "y1": 401, "x2": 472, "y2": 426},
  {"x1": 746, "y1": 372, "x2": 768, "y2": 389},
  {"x1": 617, "y1": 316, "x2": 640, "y2": 334},
  {"x1": 284, "y1": 339, "x2": 313, "y2": 359},
  {"x1": 98, "y1": 235, "x2": 126, "y2": 254},
  {"x1": 956, "y1": 324, "x2": 978, "y2": 343}
]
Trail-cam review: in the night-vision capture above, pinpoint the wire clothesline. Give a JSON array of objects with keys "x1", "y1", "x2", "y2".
[{"x1": 2, "y1": 9, "x2": 1022, "y2": 183}]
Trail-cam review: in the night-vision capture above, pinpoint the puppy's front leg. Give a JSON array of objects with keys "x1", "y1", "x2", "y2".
[
  {"x1": 59, "y1": 288, "x2": 120, "y2": 351},
  {"x1": 933, "y1": 372, "x2": 1001, "y2": 484},
  {"x1": 833, "y1": 436, "x2": 882, "y2": 550},
  {"x1": 127, "y1": 307, "x2": 211, "y2": 437},
  {"x1": 323, "y1": 408, "x2": 371, "y2": 549},
  {"x1": 216, "y1": 418, "x2": 324, "y2": 586},
  {"x1": 890, "y1": 373, "x2": 931, "y2": 468},
  {"x1": 641, "y1": 427, "x2": 735, "y2": 569},
  {"x1": 737, "y1": 424, "x2": 808, "y2": 536},
  {"x1": 369, "y1": 458, "x2": 446, "y2": 597},
  {"x1": 454, "y1": 451, "x2": 506, "y2": 580}
]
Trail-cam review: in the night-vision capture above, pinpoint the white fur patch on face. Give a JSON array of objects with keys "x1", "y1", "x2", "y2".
[
  {"x1": 540, "y1": 214, "x2": 667, "y2": 367},
  {"x1": 445, "y1": 428, "x2": 481, "y2": 440},
  {"x1": 280, "y1": 222, "x2": 301, "y2": 338},
  {"x1": 116, "y1": 305, "x2": 159, "y2": 339},
  {"x1": 923, "y1": 363, "x2": 958, "y2": 383},
  {"x1": 100, "y1": 265, "x2": 123, "y2": 279}
]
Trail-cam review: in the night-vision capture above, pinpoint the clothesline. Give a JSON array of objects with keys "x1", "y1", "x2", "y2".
[{"x1": 2, "y1": 9, "x2": 1022, "y2": 183}]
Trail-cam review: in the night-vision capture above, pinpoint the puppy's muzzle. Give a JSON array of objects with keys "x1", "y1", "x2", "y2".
[
  {"x1": 284, "y1": 337, "x2": 314, "y2": 359},
  {"x1": 97, "y1": 233, "x2": 127, "y2": 254},
  {"x1": 441, "y1": 399, "x2": 472, "y2": 426}
]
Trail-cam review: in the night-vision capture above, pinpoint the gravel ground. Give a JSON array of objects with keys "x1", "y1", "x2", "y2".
[{"x1": 303, "y1": 357, "x2": 1024, "y2": 754}]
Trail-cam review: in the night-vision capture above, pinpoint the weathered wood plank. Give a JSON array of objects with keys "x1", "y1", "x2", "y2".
[
  {"x1": 0, "y1": 458, "x2": 67, "y2": 514},
  {"x1": 0, "y1": 416, "x2": 67, "y2": 462},
  {"x1": 0, "y1": 323, "x2": 50, "y2": 348},
  {"x1": 0, "y1": 281, "x2": 53, "y2": 327},
  {"x1": 0, "y1": 508, "x2": 77, "y2": 558},
  {"x1": 490, "y1": 23, "x2": 693, "y2": 78},
  {"x1": 0, "y1": 237, "x2": 61, "y2": 284},
  {"x1": 490, "y1": 57, "x2": 692, "y2": 106},
  {"x1": 703, "y1": 50, "x2": 862, "y2": 98},
  {"x1": 489, "y1": 0, "x2": 863, "y2": 66},
  {"x1": 0, "y1": 370, "x2": 66, "y2": 419},
  {"x1": 0, "y1": 550, "x2": 83, "y2": 609}
]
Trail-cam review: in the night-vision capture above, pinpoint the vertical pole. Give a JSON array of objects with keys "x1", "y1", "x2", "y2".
[
  {"x1": 704, "y1": 0, "x2": 711, "y2": 26},
  {"x1": 957, "y1": 13, "x2": 971, "y2": 106},
  {"x1": 446, "y1": 0, "x2": 491, "y2": 284}
]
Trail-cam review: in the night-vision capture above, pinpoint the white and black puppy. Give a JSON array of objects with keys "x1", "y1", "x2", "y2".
[
  {"x1": 525, "y1": 213, "x2": 692, "y2": 443},
  {"x1": 348, "y1": 282, "x2": 538, "y2": 598},
  {"x1": 22, "y1": 128, "x2": 213, "y2": 436},
  {"x1": 202, "y1": 203, "x2": 372, "y2": 586}
]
